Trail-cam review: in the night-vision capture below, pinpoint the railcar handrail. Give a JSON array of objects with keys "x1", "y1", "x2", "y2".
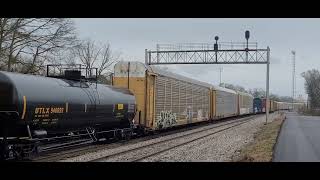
[{"x1": 46, "y1": 64, "x2": 98, "y2": 85}]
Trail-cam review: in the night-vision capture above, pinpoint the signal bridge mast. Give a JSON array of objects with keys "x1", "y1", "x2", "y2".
[{"x1": 145, "y1": 31, "x2": 271, "y2": 123}]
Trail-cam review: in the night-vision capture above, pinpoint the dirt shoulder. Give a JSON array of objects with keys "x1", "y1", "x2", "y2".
[{"x1": 233, "y1": 113, "x2": 285, "y2": 162}]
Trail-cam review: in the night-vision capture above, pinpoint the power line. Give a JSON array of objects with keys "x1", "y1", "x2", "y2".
[
  {"x1": 292, "y1": 50, "x2": 296, "y2": 110},
  {"x1": 219, "y1": 66, "x2": 223, "y2": 86}
]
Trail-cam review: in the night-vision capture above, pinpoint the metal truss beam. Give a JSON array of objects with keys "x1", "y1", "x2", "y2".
[{"x1": 146, "y1": 49, "x2": 269, "y2": 65}]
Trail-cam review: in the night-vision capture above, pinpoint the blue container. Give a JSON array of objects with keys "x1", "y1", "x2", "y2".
[{"x1": 253, "y1": 98, "x2": 263, "y2": 113}]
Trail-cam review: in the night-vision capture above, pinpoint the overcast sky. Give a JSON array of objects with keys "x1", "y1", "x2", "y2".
[{"x1": 74, "y1": 18, "x2": 320, "y2": 100}]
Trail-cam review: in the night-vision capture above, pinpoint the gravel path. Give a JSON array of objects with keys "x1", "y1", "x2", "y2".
[{"x1": 60, "y1": 113, "x2": 279, "y2": 162}]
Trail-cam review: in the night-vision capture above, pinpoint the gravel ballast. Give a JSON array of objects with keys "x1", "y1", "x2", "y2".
[
  {"x1": 141, "y1": 113, "x2": 279, "y2": 162},
  {"x1": 60, "y1": 113, "x2": 280, "y2": 162}
]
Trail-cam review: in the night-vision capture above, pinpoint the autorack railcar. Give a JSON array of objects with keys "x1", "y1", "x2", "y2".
[
  {"x1": 262, "y1": 98, "x2": 274, "y2": 113},
  {"x1": 238, "y1": 91, "x2": 254, "y2": 115},
  {"x1": 276, "y1": 101, "x2": 290, "y2": 110},
  {"x1": 212, "y1": 86, "x2": 238, "y2": 119},
  {"x1": 113, "y1": 61, "x2": 212, "y2": 130}
]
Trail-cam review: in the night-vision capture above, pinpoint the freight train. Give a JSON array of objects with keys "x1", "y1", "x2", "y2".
[
  {"x1": 253, "y1": 98, "x2": 305, "y2": 113},
  {"x1": 0, "y1": 62, "x2": 304, "y2": 160},
  {"x1": 112, "y1": 61, "x2": 304, "y2": 131}
]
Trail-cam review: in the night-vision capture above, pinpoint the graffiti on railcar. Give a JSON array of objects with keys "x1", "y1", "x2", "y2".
[
  {"x1": 156, "y1": 110, "x2": 177, "y2": 129},
  {"x1": 197, "y1": 109, "x2": 203, "y2": 121},
  {"x1": 182, "y1": 106, "x2": 193, "y2": 123}
]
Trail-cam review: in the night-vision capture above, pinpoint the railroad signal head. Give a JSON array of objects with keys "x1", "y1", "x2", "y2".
[
  {"x1": 245, "y1": 30, "x2": 250, "y2": 40},
  {"x1": 214, "y1": 36, "x2": 219, "y2": 51},
  {"x1": 214, "y1": 43, "x2": 218, "y2": 51}
]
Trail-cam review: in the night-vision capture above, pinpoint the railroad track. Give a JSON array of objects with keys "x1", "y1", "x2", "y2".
[
  {"x1": 32, "y1": 114, "x2": 263, "y2": 162},
  {"x1": 30, "y1": 140, "x2": 96, "y2": 162},
  {"x1": 90, "y1": 114, "x2": 262, "y2": 162}
]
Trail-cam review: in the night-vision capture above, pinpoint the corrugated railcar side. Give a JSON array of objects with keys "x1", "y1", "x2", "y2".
[
  {"x1": 113, "y1": 61, "x2": 212, "y2": 130},
  {"x1": 212, "y1": 86, "x2": 238, "y2": 119},
  {"x1": 238, "y1": 91, "x2": 254, "y2": 115}
]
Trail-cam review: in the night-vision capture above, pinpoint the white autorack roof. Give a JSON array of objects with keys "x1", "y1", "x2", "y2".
[{"x1": 114, "y1": 61, "x2": 242, "y2": 94}]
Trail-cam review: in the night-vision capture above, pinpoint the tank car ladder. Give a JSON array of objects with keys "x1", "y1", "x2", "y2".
[{"x1": 85, "y1": 127, "x2": 98, "y2": 142}]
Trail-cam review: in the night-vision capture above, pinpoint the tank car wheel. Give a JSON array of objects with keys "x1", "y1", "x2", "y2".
[
  {"x1": 116, "y1": 129, "x2": 132, "y2": 141},
  {"x1": 0, "y1": 147, "x2": 6, "y2": 161},
  {"x1": 0, "y1": 145, "x2": 20, "y2": 161},
  {"x1": 123, "y1": 131, "x2": 132, "y2": 141},
  {"x1": 134, "y1": 126, "x2": 146, "y2": 137}
]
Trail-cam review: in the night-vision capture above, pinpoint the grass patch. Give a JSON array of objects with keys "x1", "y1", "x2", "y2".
[
  {"x1": 299, "y1": 108, "x2": 320, "y2": 116},
  {"x1": 234, "y1": 113, "x2": 285, "y2": 162}
]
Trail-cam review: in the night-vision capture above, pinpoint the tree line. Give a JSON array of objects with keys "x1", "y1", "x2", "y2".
[
  {"x1": 219, "y1": 82, "x2": 299, "y2": 102},
  {"x1": 0, "y1": 18, "x2": 120, "y2": 84}
]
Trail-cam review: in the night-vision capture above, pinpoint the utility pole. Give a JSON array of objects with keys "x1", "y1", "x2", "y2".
[
  {"x1": 219, "y1": 67, "x2": 223, "y2": 86},
  {"x1": 292, "y1": 51, "x2": 296, "y2": 111},
  {"x1": 266, "y1": 46, "x2": 270, "y2": 124}
]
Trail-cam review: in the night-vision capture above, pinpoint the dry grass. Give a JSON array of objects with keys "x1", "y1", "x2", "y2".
[
  {"x1": 234, "y1": 113, "x2": 285, "y2": 162},
  {"x1": 299, "y1": 108, "x2": 320, "y2": 116}
]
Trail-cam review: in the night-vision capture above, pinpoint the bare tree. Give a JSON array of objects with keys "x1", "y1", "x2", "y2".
[
  {"x1": 302, "y1": 69, "x2": 320, "y2": 109},
  {"x1": 98, "y1": 43, "x2": 120, "y2": 76},
  {"x1": 220, "y1": 83, "x2": 248, "y2": 93},
  {"x1": 0, "y1": 18, "x2": 23, "y2": 70},
  {"x1": 0, "y1": 18, "x2": 77, "y2": 74},
  {"x1": 72, "y1": 39, "x2": 121, "y2": 83},
  {"x1": 74, "y1": 39, "x2": 100, "y2": 71},
  {"x1": 248, "y1": 88, "x2": 265, "y2": 97}
]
